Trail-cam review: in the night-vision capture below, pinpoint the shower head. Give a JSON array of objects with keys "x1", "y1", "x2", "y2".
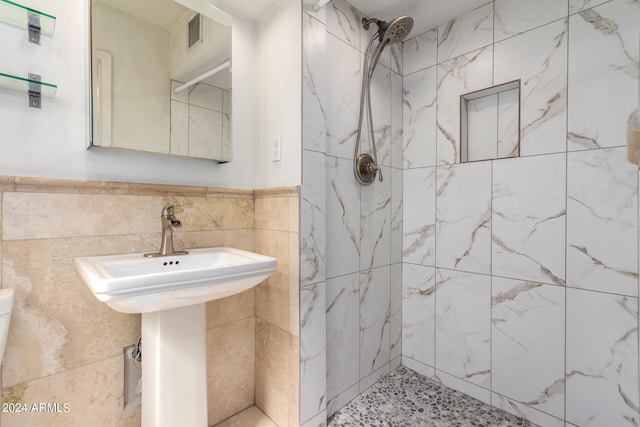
[
  {"x1": 376, "y1": 15, "x2": 414, "y2": 43},
  {"x1": 366, "y1": 16, "x2": 414, "y2": 76}
]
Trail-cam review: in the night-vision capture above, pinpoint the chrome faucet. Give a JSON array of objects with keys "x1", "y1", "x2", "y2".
[{"x1": 144, "y1": 205, "x2": 189, "y2": 258}]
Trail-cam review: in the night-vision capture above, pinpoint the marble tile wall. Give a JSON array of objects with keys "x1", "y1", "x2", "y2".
[
  {"x1": 300, "y1": 0, "x2": 403, "y2": 424},
  {"x1": 0, "y1": 177, "x2": 299, "y2": 427},
  {"x1": 401, "y1": 1, "x2": 640, "y2": 427},
  {"x1": 170, "y1": 80, "x2": 231, "y2": 161}
]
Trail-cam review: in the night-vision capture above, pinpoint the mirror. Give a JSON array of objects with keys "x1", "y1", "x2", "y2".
[{"x1": 89, "y1": 0, "x2": 232, "y2": 162}]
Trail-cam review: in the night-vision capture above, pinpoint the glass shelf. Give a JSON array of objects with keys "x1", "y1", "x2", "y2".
[
  {"x1": 0, "y1": 72, "x2": 57, "y2": 97},
  {"x1": 0, "y1": 0, "x2": 55, "y2": 37}
]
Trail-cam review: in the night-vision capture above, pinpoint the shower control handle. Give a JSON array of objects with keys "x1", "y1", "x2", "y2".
[
  {"x1": 355, "y1": 153, "x2": 383, "y2": 185},
  {"x1": 367, "y1": 162, "x2": 383, "y2": 182}
]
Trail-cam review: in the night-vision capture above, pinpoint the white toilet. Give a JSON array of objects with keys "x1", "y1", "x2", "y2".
[{"x1": 0, "y1": 289, "x2": 14, "y2": 364}]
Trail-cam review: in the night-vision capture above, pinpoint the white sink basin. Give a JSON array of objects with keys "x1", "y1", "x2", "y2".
[{"x1": 75, "y1": 247, "x2": 276, "y2": 314}]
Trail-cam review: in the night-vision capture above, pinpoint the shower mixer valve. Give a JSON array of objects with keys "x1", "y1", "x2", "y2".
[{"x1": 355, "y1": 153, "x2": 383, "y2": 184}]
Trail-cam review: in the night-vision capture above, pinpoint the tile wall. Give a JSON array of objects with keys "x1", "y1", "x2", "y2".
[
  {"x1": 401, "y1": 0, "x2": 640, "y2": 426},
  {"x1": 170, "y1": 81, "x2": 231, "y2": 161},
  {"x1": 302, "y1": 0, "x2": 640, "y2": 426},
  {"x1": 0, "y1": 177, "x2": 299, "y2": 427},
  {"x1": 254, "y1": 188, "x2": 300, "y2": 427},
  {"x1": 300, "y1": 0, "x2": 404, "y2": 424}
]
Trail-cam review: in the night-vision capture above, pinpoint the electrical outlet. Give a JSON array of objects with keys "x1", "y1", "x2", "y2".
[{"x1": 272, "y1": 136, "x2": 282, "y2": 162}]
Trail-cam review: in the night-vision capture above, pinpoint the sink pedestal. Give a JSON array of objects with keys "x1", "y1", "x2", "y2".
[
  {"x1": 141, "y1": 303, "x2": 207, "y2": 427},
  {"x1": 75, "y1": 247, "x2": 276, "y2": 425}
]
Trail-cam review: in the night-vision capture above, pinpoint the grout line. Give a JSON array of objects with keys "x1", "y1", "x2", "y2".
[
  {"x1": 564, "y1": 4, "x2": 570, "y2": 421},
  {"x1": 489, "y1": 157, "x2": 494, "y2": 404},
  {"x1": 433, "y1": 18, "x2": 440, "y2": 378}
]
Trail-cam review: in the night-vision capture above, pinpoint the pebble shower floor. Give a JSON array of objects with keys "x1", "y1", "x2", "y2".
[{"x1": 328, "y1": 367, "x2": 535, "y2": 426}]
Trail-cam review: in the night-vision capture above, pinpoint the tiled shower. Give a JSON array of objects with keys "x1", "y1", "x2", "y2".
[{"x1": 300, "y1": 0, "x2": 640, "y2": 426}]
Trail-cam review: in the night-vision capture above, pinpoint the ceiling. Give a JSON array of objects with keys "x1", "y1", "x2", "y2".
[
  {"x1": 211, "y1": 0, "x2": 490, "y2": 38},
  {"x1": 100, "y1": 0, "x2": 489, "y2": 39},
  {"x1": 99, "y1": 0, "x2": 187, "y2": 29},
  {"x1": 347, "y1": 0, "x2": 490, "y2": 37}
]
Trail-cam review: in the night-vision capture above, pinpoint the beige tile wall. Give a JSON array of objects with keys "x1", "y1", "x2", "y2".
[
  {"x1": 254, "y1": 188, "x2": 300, "y2": 427},
  {"x1": 0, "y1": 177, "x2": 299, "y2": 427}
]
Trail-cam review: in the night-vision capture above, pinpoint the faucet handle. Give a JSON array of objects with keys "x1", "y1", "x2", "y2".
[{"x1": 162, "y1": 205, "x2": 181, "y2": 217}]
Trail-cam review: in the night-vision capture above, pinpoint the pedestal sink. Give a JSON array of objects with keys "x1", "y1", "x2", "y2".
[{"x1": 75, "y1": 247, "x2": 277, "y2": 427}]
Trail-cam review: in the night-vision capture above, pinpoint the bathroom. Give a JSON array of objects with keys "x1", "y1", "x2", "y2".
[{"x1": 0, "y1": 0, "x2": 638, "y2": 426}]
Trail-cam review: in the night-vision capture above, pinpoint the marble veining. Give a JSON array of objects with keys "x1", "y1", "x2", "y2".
[
  {"x1": 492, "y1": 154, "x2": 566, "y2": 286},
  {"x1": 569, "y1": 0, "x2": 610, "y2": 14},
  {"x1": 326, "y1": 274, "x2": 360, "y2": 403},
  {"x1": 359, "y1": 267, "x2": 391, "y2": 378},
  {"x1": 437, "y1": 3, "x2": 494, "y2": 63},
  {"x1": 494, "y1": 0, "x2": 568, "y2": 42},
  {"x1": 302, "y1": 0, "x2": 640, "y2": 426},
  {"x1": 567, "y1": 147, "x2": 638, "y2": 296},
  {"x1": 436, "y1": 47, "x2": 493, "y2": 165},
  {"x1": 300, "y1": 284, "x2": 327, "y2": 423},
  {"x1": 169, "y1": 80, "x2": 230, "y2": 160},
  {"x1": 390, "y1": 73, "x2": 403, "y2": 171},
  {"x1": 301, "y1": 151, "x2": 326, "y2": 287},
  {"x1": 590, "y1": 0, "x2": 640, "y2": 42},
  {"x1": 368, "y1": 68, "x2": 392, "y2": 167},
  {"x1": 568, "y1": 0, "x2": 640, "y2": 151},
  {"x1": 325, "y1": 33, "x2": 361, "y2": 160},
  {"x1": 435, "y1": 269, "x2": 491, "y2": 388},
  {"x1": 389, "y1": 265, "x2": 402, "y2": 361},
  {"x1": 494, "y1": 19, "x2": 568, "y2": 157},
  {"x1": 326, "y1": 156, "x2": 360, "y2": 279},
  {"x1": 492, "y1": 277, "x2": 565, "y2": 419},
  {"x1": 389, "y1": 168, "x2": 403, "y2": 265},
  {"x1": 403, "y1": 66, "x2": 437, "y2": 169},
  {"x1": 402, "y1": 264, "x2": 435, "y2": 368},
  {"x1": 303, "y1": 13, "x2": 327, "y2": 153},
  {"x1": 566, "y1": 289, "x2": 639, "y2": 426},
  {"x1": 402, "y1": 168, "x2": 436, "y2": 265},
  {"x1": 326, "y1": 0, "x2": 360, "y2": 51},
  {"x1": 360, "y1": 166, "x2": 391, "y2": 272},
  {"x1": 328, "y1": 366, "x2": 534, "y2": 426},
  {"x1": 403, "y1": 29, "x2": 437, "y2": 77},
  {"x1": 390, "y1": 43, "x2": 402, "y2": 75},
  {"x1": 492, "y1": 393, "x2": 565, "y2": 427},
  {"x1": 435, "y1": 162, "x2": 491, "y2": 274}
]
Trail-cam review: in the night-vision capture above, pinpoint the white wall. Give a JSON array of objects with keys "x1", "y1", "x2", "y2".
[
  {"x1": 255, "y1": 0, "x2": 302, "y2": 189},
  {"x1": 170, "y1": 11, "x2": 231, "y2": 84},
  {"x1": 0, "y1": 0, "x2": 300, "y2": 189},
  {"x1": 94, "y1": 2, "x2": 170, "y2": 153}
]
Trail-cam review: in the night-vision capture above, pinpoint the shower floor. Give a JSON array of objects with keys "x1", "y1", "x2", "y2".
[{"x1": 328, "y1": 366, "x2": 535, "y2": 427}]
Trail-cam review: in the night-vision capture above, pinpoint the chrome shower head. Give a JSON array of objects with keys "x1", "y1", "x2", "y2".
[{"x1": 366, "y1": 15, "x2": 414, "y2": 76}]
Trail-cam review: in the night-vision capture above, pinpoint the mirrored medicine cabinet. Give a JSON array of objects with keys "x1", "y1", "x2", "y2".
[{"x1": 87, "y1": 0, "x2": 232, "y2": 162}]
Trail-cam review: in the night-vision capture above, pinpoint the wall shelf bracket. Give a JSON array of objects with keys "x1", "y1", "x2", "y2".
[
  {"x1": 28, "y1": 72, "x2": 41, "y2": 108},
  {"x1": 0, "y1": 72, "x2": 57, "y2": 108},
  {"x1": 0, "y1": 0, "x2": 55, "y2": 43},
  {"x1": 27, "y1": 9, "x2": 40, "y2": 43}
]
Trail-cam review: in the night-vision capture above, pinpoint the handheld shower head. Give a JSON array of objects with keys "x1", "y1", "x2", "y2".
[
  {"x1": 377, "y1": 15, "x2": 414, "y2": 43},
  {"x1": 367, "y1": 15, "x2": 414, "y2": 76},
  {"x1": 355, "y1": 15, "x2": 414, "y2": 185}
]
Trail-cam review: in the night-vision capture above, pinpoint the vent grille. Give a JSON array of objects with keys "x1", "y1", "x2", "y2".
[{"x1": 188, "y1": 14, "x2": 202, "y2": 49}]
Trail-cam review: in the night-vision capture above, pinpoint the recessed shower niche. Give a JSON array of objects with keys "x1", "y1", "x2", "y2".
[{"x1": 460, "y1": 80, "x2": 521, "y2": 163}]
